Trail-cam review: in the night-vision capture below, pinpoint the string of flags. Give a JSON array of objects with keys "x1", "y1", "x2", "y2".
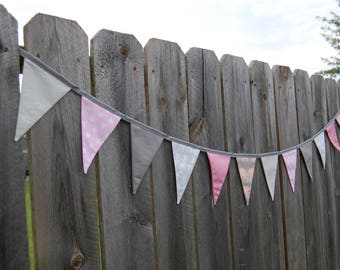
[{"x1": 15, "y1": 48, "x2": 340, "y2": 206}]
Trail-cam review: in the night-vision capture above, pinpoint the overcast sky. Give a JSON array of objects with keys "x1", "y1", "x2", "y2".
[{"x1": 2, "y1": 0, "x2": 339, "y2": 76}]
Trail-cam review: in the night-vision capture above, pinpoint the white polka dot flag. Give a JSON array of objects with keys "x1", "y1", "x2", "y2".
[
  {"x1": 81, "y1": 96, "x2": 121, "y2": 173},
  {"x1": 282, "y1": 149, "x2": 297, "y2": 192}
]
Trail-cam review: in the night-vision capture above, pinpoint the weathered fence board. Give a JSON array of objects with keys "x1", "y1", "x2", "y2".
[
  {"x1": 324, "y1": 78, "x2": 340, "y2": 268},
  {"x1": 221, "y1": 54, "x2": 258, "y2": 269},
  {"x1": 145, "y1": 39, "x2": 198, "y2": 270},
  {"x1": 186, "y1": 48, "x2": 233, "y2": 269},
  {"x1": 249, "y1": 61, "x2": 285, "y2": 269},
  {"x1": 273, "y1": 66, "x2": 307, "y2": 270},
  {"x1": 295, "y1": 70, "x2": 326, "y2": 270},
  {"x1": 0, "y1": 5, "x2": 29, "y2": 270},
  {"x1": 311, "y1": 74, "x2": 338, "y2": 269},
  {"x1": 24, "y1": 14, "x2": 99, "y2": 269},
  {"x1": 91, "y1": 29, "x2": 156, "y2": 270}
]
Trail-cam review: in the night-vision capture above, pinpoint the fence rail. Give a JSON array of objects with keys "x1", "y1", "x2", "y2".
[{"x1": 1, "y1": 4, "x2": 340, "y2": 270}]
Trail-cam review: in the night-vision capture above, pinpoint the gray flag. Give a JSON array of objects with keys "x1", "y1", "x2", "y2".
[{"x1": 131, "y1": 125, "x2": 163, "y2": 194}]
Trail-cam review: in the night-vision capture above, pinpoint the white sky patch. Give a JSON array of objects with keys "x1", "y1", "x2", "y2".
[{"x1": 2, "y1": 0, "x2": 339, "y2": 75}]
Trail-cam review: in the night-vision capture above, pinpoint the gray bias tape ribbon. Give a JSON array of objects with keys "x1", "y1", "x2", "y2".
[
  {"x1": 172, "y1": 142, "x2": 200, "y2": 204},
  {"x1": 131, "y1": 125, "x2": 164, "y2": 194}
]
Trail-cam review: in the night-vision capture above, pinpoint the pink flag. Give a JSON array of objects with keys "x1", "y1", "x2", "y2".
[
  {"x1": 326, "y1": 121, "x2": 340, "y2": 152},
  {"x1": 207, "y1": 152, "x2": 231, "y2": 205},
  {"x1": 282, "y1": 149, "x2": 297, "y2": 192},
  {"x1": 236, "y1": 157, "x2": 256, "y2": 206},
  {"x1": 81, "y1": 96, "x2": 121, "y2": 173}
]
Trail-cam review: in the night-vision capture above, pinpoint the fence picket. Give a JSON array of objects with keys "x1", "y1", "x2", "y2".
[
  {"x1": 273, "y1": 66, "x2": 307, "y2": 270},
  {"x1": 144, "y1": 39, "x2": 198, "y2": 270},
  {"x1": 24, "y1": 14, "x2": 99, "y2": 269},
  {"x1": 187, "y1": 48, "x2": 233, "y2": 269},
  {"x1": 221, "y1": 54, "x2": 258, "y2": 269},
  {"x1": 91, "y1": 29, "x2": 156, "y2": 270},
  {"x1": 249, "y1": 61, "x2": 286, "y2": 269},
  {"x1": 0, "y1": 5, "x2": 29, "y2": 269}
]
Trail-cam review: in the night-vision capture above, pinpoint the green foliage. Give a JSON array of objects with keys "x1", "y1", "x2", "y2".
[{"x1": 318, "y1": 8, "x2": 340, "y2": 78}]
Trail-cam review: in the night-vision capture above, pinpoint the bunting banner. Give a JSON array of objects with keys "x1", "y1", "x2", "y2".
[
  {"x1": 207, "y1": 152, "x2": 231, "y2": 205},
  {"x1": 326, "y1": 121, "x2": 340, "y2": 152},
  {"x1": 81, "y1": 96, "x2": 121, "y2": 173},
  {"x1": 261, "y1": 155, "x2": 278, "y2": 200},
  {"x1": 236, "y1": 157, "x2": 256, "y2": 206},
  {"x1": 314, "y1": 132, "x2": 326, "y2": 169},
  {"x1": 172, "y1": 142, "x2": 200, "y2": 204},
  {"x1": 15, "y1": 58, "x2": 71, "y2": 141},
  {"x1": 15, "y1": 49, "x2": 340, "y2": 207},
  {"x1": 300, "y1": 142, "x2": 313, "y2": 180},
  {"x1": 131, "y1": 125, "x2": 163, "y2": 194},
  {"x1": 282, "y1": 149, "x2": 297, "y2": 192}
]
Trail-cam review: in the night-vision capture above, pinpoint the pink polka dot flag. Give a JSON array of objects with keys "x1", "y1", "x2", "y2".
[{"x1": 81, "y1": 96, "x2": 121, "y2": 173}]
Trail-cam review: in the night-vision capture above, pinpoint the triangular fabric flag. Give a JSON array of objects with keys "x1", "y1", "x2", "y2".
[
  {"x1": 15, "y1": 58, "x2": 71, "y2": 141},
  {"x1": 282, "y1": 149, "x2": 297, "y2": 192},
  {"x1": 172, "y1": 142, "x2": 200, "y2": 204},
  {"x1": 314, "y1": 132, "x2": 326, "y2": 169},
  {"x1": 336, "y1": 114, "x2": 340, "y2": 126},
  {"x1": 207, "y1": 152, "x2": 231, "y2": 205},
  {"x1": 261, "y1": 155, "x2": 278, "y2": 201},
  {"x1": 326, "y1": 121, "x2": 340, "y2": 152},
  {"x1": 131, "y1": 125, "x2": 163, "y2": 194},
  {"x1": 300, "y1": 142, "x2": 313, "y2": 181},
  {"x1": 236, "y1": 157, "x2": 256, "y2": 206},
  {"x1": 81, "y1": 96, "x2": 121, "y2": 173}
]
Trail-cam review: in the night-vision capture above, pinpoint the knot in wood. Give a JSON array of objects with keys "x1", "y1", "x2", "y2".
[
  {"x1": 262, "y1": 89, "x2": 267, "y2": 100},
  {"x1": 279, "y1": 66, "x2": 289, "y2": 80},
  {"x1": 120, "y1": 46, "x2": 129, "y2": 58},
  {"x1": 70, "y1": 248, "x2": 84, "y2": 270},
  {"x1": 159, "y1": 96, "x2": 167, "y2": 108},
  {"x1": 0, "y1": 43, "x2": 8, "y2": 53}
]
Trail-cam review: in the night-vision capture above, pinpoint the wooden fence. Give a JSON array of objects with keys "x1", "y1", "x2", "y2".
[{"x1": 1, "y1": 4, "x2": 340, "y2": 269}]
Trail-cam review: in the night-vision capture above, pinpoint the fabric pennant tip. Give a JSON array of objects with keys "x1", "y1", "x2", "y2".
[
  {"x1": 236, "y1": 157, "x2": 256, "y2": 206},
  {"x1": 172, "y1": 142, "x2": 200, "y2": 204},
  {"x1": 131, "y1": 125, "x2": 163, "y2": 194},
  {"x1": 15, "y1": 58, "x2": 71, "y2": 141},
  {"x1": 282, "y1": 149, "x2": 297, "y2": 192},
  {"x1": 81, "y1": 96, "x2": 121, "y2": 173},
  {"x1": 207, "y1": 152, "x2": 231, "y2": 205}
]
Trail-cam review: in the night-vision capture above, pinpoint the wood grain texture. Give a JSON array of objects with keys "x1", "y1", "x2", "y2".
[
  {"x1": 294, "y1": 70, "x2": 325, "y2": 270},
  {"x1": 186, "y1": 48, "x2": 232, "y2": 270},
  {"x1": 324, "y1": 77, "x2": 340, "y2": 268},
  {"x1": 145, "y1": 39, "x2": 197, "y2": 270},
  {"x1": 311, "y1": 74, "x2": 338, "y2": 270},
  {"x1": 0, "y1": 5, "x2": 29, "y2": 269},
  {"x1": 272, "y1": 66, "x2": 307, "y2": 270},
  {"x1": 91, "y1": 30, "x2": 155, "y2": 270},
  {"x1": 249, "y1": 60, "x2": 285, "y2": 270},
  {"x1": 24, "y1": 14, "x2": 99, "y2": 269},
  {"x1": 221, "y1": 54, "x2": 258, "y2": 269}
]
